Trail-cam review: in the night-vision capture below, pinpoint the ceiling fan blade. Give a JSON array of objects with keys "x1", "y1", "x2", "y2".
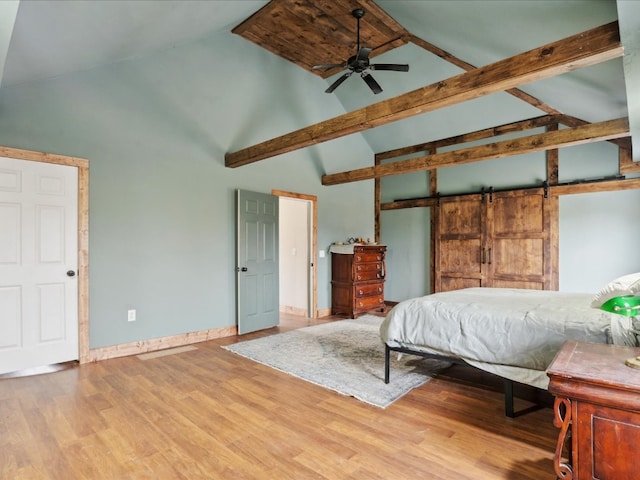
[
  {"x1": 361, "y1": 72, "x2": 383, "y2": 94},
  {"x1": 312, "y1": 63, "x2": 346, "y2": 70},
  {"x1": 355, "y1": 47, "x2": 372, "y2": 62},
  {"x1": 370, "y1": 63, "x2": 410, "y2": 72},
  {"x1": 325, "y1": 72, "x2": 352, "y2": 93}
]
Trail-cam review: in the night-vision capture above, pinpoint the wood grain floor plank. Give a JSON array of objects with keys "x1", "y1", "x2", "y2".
[{"x1": 0, "y1": 313, "x2": 559, "y2": 479}]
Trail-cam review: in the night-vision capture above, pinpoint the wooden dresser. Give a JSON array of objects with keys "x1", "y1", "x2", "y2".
[
  {"x1": 330, "y1": 245, "x2": 386, "y2": 318},
  {"x1": 547, "y1": 340, "x2": 640, "y2": 480}
]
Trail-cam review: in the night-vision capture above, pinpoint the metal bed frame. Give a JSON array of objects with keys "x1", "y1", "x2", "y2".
[{"x1": 384, "y1": 344, "x2": 547, "y2": 418}]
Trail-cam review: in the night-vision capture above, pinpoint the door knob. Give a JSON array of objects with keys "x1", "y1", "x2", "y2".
[{"x1": 66, "y1": 270, "x2": 76, "y2": 277}]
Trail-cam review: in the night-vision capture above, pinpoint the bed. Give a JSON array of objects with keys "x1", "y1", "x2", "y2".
[{"x1": 380, "y1": 281, "x2": 640, "y2": 416}]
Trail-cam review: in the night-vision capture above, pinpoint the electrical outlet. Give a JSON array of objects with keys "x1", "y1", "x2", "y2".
[{"x1": 127, "y1": 309, "x2": 136, "y2": 322}]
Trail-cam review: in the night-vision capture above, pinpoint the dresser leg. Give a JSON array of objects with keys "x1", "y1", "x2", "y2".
[{"x1": 552, "y1": 397, "x2": 573, "y2": 479}]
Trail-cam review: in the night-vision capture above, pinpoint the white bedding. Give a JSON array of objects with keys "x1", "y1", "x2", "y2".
[{"x1": 380, "y1": 287, "x2": 638, "y2": 389}]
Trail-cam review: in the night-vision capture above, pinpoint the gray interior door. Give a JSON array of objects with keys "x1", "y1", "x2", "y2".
[{"x1": 236, "y1": 189, "x2": 279, "y2": 334}]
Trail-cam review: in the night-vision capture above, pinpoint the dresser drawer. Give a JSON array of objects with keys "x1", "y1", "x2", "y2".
[
  {"x1": 355, "y1": 262, "x2": 383, "y2": 273},
  {"x1": 355, "y1": 271, "x2": 384, "y2": 281},
  {"x1": 354, "y1": 261, "x2": 384, "y2": 281},
  {"x1": 354, "y1": 252, "x2": 384, "y2": 263},
  {"x1": 355, "y1": 295, "x2": 384, "y2": 311},
  {"x1": 355, "y1": 283, "x2": 384, "y2": 297}
]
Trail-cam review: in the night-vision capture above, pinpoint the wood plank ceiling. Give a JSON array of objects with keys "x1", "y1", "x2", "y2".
[
  {"x1": 228, "y1": 2, "x2": 637, "y2": 182},
  {"x1": 232, "y1": 0, "x2": 410, "y2": 79}
]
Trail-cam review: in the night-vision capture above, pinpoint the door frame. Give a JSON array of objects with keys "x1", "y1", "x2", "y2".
[
  {"x1": 0, "y1": 145, "x2": 89, "y2": 363},
  {"x1": 272, "y1": 189, "x2": 318, "y2": 318}
]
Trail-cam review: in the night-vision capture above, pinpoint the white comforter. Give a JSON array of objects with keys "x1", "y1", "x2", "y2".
[{"x1": 380, "y1": 287, "x2": 638, "y2": 389}]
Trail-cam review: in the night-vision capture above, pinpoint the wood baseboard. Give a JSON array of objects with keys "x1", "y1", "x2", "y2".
[
  {"x1": 86, "y1": 325, "x2": 237, "y2": 363},
  {"x1": 279, "y1": 305, "x2": 307, "y2": 316}
]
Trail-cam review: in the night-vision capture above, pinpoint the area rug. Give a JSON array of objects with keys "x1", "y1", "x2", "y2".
[{"x1": 222, "y1": 315, "x2": 450, "y2": 408}]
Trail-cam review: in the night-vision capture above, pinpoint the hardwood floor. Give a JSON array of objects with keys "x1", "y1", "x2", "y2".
[{"x1": 0, "y1": 313, "x2": 560, "y2": 479}]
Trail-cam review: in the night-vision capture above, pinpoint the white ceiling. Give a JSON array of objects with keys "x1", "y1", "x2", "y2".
[{"x1": 1, "y1": 0, "x2": 638, "y2": 158}]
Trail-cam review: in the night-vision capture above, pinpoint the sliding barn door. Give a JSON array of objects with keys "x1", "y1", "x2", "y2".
[
  {"x1": 488, "y1": 189, "x2": 557, "y2": 290},
  {"x1": 434, "y1": 194, "x2": 485, "y2": 292},
  {"x1": 434, "y1": 188, "x2": 557, "y2": 293}
]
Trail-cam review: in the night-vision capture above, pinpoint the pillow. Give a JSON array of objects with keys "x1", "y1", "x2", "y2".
[{"x1": 591, "y1": 272, "x2": 640, "y2": 308}]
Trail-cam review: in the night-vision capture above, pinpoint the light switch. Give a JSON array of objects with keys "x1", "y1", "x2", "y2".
[{"x1": 319, "y1": 250, "x2": 325, "y2": 258}]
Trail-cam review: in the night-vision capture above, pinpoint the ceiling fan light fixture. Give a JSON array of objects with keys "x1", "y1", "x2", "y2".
[{"x1": 313, "y1": 8, "x2": 409, "y2": 94}]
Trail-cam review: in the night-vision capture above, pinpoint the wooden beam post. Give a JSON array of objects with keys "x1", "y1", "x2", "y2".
[
  {"x1": 321, "y1": 118, "x2": 630, "y2": 185},
  {"x1": 546, "y1": 123, "x2": 559, "y2": 185},
  {"x1": 225, "y1": 22, "x2": 622, "y2": 168},
  {"x1": 375, "y1": 115, "x2": 560, "y2": 162}
]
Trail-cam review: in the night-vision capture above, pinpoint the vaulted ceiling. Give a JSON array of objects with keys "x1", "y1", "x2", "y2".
[{"x1": 1, "y1": 0, "x2": 638, "y2": 161}]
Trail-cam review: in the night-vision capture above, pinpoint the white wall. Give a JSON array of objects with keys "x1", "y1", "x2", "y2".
[{"x1": 279, "y1": 197, "x2": 309, "y2": 312}]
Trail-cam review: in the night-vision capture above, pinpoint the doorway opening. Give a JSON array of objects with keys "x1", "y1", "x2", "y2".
[{"x1": 273, "y1": 190, "x2": 317, "y2": 318}]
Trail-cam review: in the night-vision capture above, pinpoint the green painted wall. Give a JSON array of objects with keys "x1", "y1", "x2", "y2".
[
  {"x1": 1, "y1": 14, "x2": 639, "y2": 350},
  {"x1": 380, "y1": 136, "x2": 640, "y2": 301},
  {"x1": 0, "y1": 29, "x2": 375, "y2": 348}
]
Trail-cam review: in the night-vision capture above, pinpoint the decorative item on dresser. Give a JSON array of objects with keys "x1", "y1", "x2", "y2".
[
  {"x1": 547, "y1": 340, "x2": 640, "y2": 480},
  {"x1": 330, "y1": 244, "x2": 386, "y2": 318}
]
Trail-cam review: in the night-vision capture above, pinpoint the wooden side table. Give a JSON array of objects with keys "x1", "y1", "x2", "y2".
[{"x1": 547, "y1": 340, "x2": 640, "y2": 480}]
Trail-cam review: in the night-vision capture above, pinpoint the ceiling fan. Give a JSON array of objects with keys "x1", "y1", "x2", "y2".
[{"x1": 312, "y1": 8, "x2": 409, "y2": 94}]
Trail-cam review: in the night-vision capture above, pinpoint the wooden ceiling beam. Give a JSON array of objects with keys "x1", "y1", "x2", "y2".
[
  {"x1": 408, "y1": 34, "x2": 563, "y2": 116},
  {"x1": 225, "y1": 21, "x2": 622, "y2": 168},
  {"x1": 375, "y1": 115, "x2": 561, "y2": 162},
  {"x1": 556, "y1": 114, "x2": 629, "y2": 148},
  {"x1": 321, "y1": 117, "x2": 629, "y2": 185},
  {"x1": 408, "y1": 33, "x2": 630, "y2": 149}
]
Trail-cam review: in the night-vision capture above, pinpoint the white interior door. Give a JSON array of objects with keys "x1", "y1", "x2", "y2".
[{"x1": 0, "y1": 156, "x2": 79, "y2": 374}]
